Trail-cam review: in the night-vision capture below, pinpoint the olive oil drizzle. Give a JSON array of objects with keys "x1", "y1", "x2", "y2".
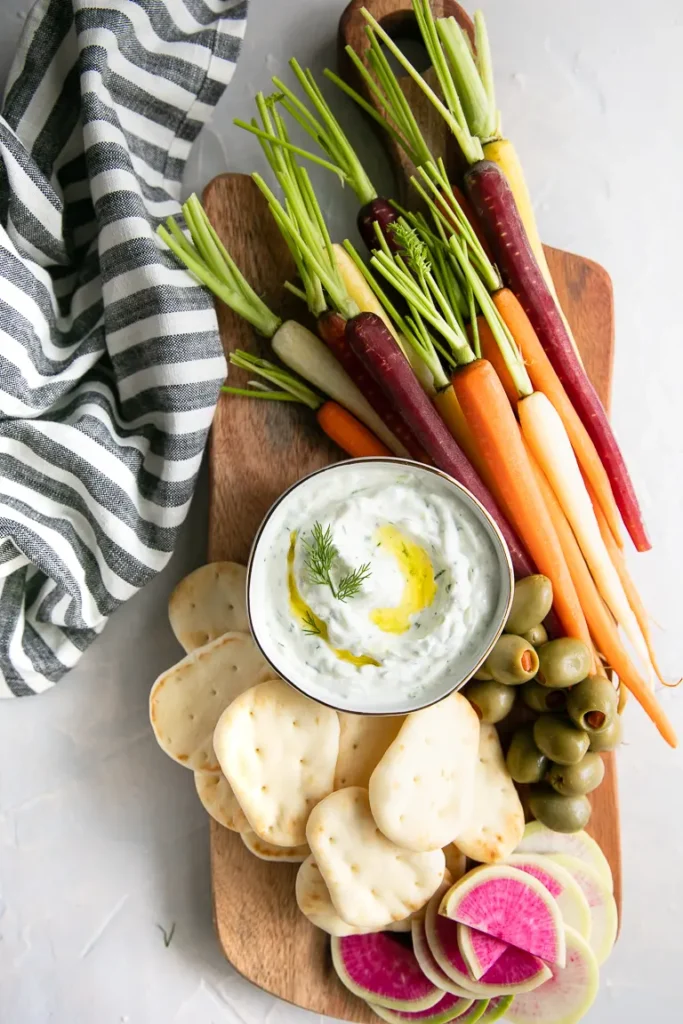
[{"x1": 288, "y1": 534, "x2": 380, "y2": 667}]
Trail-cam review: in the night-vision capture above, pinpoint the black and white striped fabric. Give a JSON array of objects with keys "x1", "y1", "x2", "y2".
[{"x1": 0, "y1": 0, "x2": 247, "y2": 697}]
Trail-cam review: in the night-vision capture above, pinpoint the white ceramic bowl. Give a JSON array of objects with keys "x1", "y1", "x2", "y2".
[{"x1": 246, "y1": 458, "x2": 514, "y2": 715}]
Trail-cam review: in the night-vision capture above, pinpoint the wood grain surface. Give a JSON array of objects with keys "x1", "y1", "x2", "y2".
[{"x1": 203, "y1": 171, "x2": 621, "y2": 1019}]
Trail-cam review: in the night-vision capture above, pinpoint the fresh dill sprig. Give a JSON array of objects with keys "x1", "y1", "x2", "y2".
[
  {"x1": 336, "y1": 562, "x2": 372, "y2": 602},
  {"x1": 302, "y1": 610, "x2": 322, "y2": 636},
  {"x1": 302, "y1": 522, "x2": 372, "y2": 602},
  {"x1": 303, "y1": 522, "x2": 338, "y2": 591},
  {"x1": 390, "y1": 221, "x2": 431, "y2": 275}
]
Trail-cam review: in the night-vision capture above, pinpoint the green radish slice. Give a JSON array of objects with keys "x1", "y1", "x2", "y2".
[
  {"x1": 505, "y1": 925, "x2": 599, "y2": 1024},
  {"x1": 331, "y1": 933, "x2": 443, "y2": 1011},
  {"x1": 546, "y1": 854, "x2": 618, "y2": 965},
  {"x1": 506, "y1": 855, "x2": 592, "y2": 942},
  {"x1": 457, "y1": 925, "x2": 508, "y2": 980},
  {"x1": 514, "y1": 822, "x2": 613, "y2": 892},
  {"x1": 425, "y1": 885, "x2": 551, "y2": 997},
  {"x1": 366, "y1": 992, "x2": 480, "y2": 1024},
  {"x1": 441, "y1": 866, "x2": 566, "y2": 968},
  {"x1": 413, "y1": 915, "x2": 476, "y2": 998},
  {"x1": 477, "y1": 996, "x2": 514, "y2": 1023}
]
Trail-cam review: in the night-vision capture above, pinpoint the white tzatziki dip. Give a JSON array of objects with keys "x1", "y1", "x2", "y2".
[{"x1": 248, "y1": 461, "x2": 512, "y2": 714}]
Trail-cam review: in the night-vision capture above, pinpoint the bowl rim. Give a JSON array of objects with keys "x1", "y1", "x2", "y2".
[{"x1": 246, "y1": 457, "x2": 514, "y2": 716}]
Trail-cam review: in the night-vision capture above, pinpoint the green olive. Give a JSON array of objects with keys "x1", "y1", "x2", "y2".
[
  {"x1": 521, "y1": 623, "x2": 549, "y2": 648},
  {"x1": 566, "y1": 676, "x2": 619, "y2": 733},
  {"x1": 588, "y1": 715, "x2": 622, "y2": 752},
  {"x1": 505, "y1": 575, "x2": 553, "y2": 635},
  {"x1": 472, "y1": 665, "x2": 493, "y2": 681},
  {"x1": 533, "y1": 714, "x2": 590, "y2": 765},
  {"x1": 547, "y1": 752, "x2": 605, "y2": 796},
  {"x1": 537, "y1": 638, "x2": 592, "y2": 689},
  {"x1": 462, "y1": 679, "x2": 517, "y2": 724},
  {"x1": 506, "y1": 725, "x2": 548, "y2": 783},
  {"x1": 521, "y1": 681, "x2": 568, "y2": 714},
  {"x1": 528, "y1": 785, "x2": 592, "y2": 833},
  {"x1": 485, "y1": 634, "x2": 539, "y2": 685}
]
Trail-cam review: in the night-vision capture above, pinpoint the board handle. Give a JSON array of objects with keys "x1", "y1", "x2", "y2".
[{"x1": 338, "y1": 0, "x2": 473, "y2": 201}]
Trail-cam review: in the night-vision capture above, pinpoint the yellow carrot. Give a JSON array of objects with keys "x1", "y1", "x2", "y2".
[{"x1": 519, "y1": 391, "x2": 651, "y2": 676}]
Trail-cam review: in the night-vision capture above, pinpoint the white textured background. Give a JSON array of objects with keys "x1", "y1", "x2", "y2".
[{"x1": 2, "y1": 1, "x2": 683, "y2": 1021}]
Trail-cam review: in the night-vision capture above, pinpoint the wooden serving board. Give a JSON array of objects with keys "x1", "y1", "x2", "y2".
[
  {"x1": 205, "y1": 177, "x2": 621, "y2": 1021},
  {"x1": 205, "y1": 0, "x2": 620, "y2": 1012}
]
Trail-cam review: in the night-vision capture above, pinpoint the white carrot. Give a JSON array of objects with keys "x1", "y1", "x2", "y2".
[
  {"x1": 271, "y1": 319, "x2": 408, "y2": 457},
  {"x1": 519, "y1": 391, "x2": 653, "y2": 682}
]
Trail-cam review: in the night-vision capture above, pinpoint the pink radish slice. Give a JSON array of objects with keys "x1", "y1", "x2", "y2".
[
  {"x1": 505, "y1": 855, "x2": 591, "y2": 941},
  {"x1": 331, "y1": 933, "x2": 443, "y2": 1011},
  {"x1": 478, "y1": 996, "x2": 514, "y2": 1024},
  {"x1": 367, "y1": 992, "x2": 476, "y2": 1024},
  {"x1": 505, "y1": 926, "x2": 599, "y2": 1024},
  {"x1": 426, "y1": 888, "x2": 551, "y2": 997},
  {"x1": 514, "y1": 822, "x2": 613, "y2": 892},
  {"x1": 457, "y1": 925, "x2": 508, "y2": 980},
  {"x1": 441, "y1": 866, "x2": 565, "y2": 967},
  {"x1": 413, "y1": 916, "x2": 475, "y2": 998}
]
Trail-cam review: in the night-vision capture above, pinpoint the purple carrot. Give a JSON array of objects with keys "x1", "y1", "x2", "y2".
[
  {"x1": 357, "y1": 197, "x2": 402, "y2": 254},
  {"x1": 464, "y1": 160, "x2": 650, "y2": 552},
  {"x1": 346, "y1": 312, "x2": 535, "y2": 578}
]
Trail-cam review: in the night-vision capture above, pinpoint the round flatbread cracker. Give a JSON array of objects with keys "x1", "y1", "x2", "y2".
[
  {"x1": 369, "y1": 692, "x2": 480, "y2": 852},
  {"x1": 214, "y1": 678, "x2": 339, "y2": 847},
  {"x1": 334, "y1": 713, "x2": 404, "y2": 790},
  {"x1": 169, "y1": 562, "x2": 248, "y2": 652},
  {"x1": 149, "y1": 632, "x2": 272, "y2": 772},
  {"x1": 241, "y1": 831, "x2": 309, "y2": 863},
  {"x1": 306, "y1": 786, "x2": 445, "y2": 931},
  {"x1": 296, "y1": 856, "x2": 373, "y2": 936},
  {"x1": 195, "y1": 771, "x2": 250, "y2": 833}
]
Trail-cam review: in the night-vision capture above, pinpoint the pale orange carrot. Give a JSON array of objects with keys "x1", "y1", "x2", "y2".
[
  {"x1": 530, "y1": 451, "x2": 677, "y2": 747},
  {"x1": 493, "y1": 288, "x2": 624, "y2": 549},
  {"x1": 586, "y1": 476, "x2": 679, "y2": 688},
  {"x1": 452, "y1": 359, "x2": 592, "y2": 653}
]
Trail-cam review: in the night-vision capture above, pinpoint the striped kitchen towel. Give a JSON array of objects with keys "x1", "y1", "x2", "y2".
[{"x1": 0, "y1": 0, "x2": 247, "y2": 697}]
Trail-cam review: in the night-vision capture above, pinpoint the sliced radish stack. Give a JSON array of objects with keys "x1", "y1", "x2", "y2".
[
  {"x1": 506, "y1": 854, "x2": 592, "y2": 942},
  {"x1": 546, "y1": 854, "x2": 618, "y2": 965},
  {"x1": 457, "y1": 925, "x2": 508, "y2": 980}
]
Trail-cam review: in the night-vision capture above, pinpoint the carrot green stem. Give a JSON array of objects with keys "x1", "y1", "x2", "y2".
[
  {"x1": 157, "y1": 195, "x2": 281, "y2": 339},
  {"x1": 222, "y1": 387, "x2": 302, "y2": 403},
  {"x1": 226, "y1": 350, "x2": 322, "y2": 409},
  {"x1": 359, "y1": 5, "x2": 483, "y2": 165},
  {"x1": 436, "y1": 15, "x2": 496, "y2": 140}
]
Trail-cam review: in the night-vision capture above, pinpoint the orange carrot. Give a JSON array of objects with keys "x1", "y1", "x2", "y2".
[
  {"x1": 451, "y1": 359, "x2": 592, "y2": 653},
  {"x1": 475, "y1": 315, "x2": 519, "y2": 405},
  {"x1": 316, "y1": 401, "x2": 392, "y2": 459},
  {"x1": 493, "y1": 288, "x2": 624, "y2": 550},
  {"x1": 530, "y1": 452, "x2": 677, "y2": 747},
  {"x1": 587, "y1": 476, "x2": 678, "y2": 688}
]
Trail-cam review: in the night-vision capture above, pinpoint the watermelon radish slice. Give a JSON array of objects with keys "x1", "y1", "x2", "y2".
[
  {"x1": 331, "y1": 933, "x2": 443, "y2": 1011},
  {"x1": 505, "y1": 925, "x2": 599, "y2": 1024},
  {"x1": 506, "y1": 855, "x2": 591, "y2": 942},
  {"x1": 441, "y1": 866, "x2": 566, "y2": 968},
  {"x1": 457, "y1": 925, "x2": 508, "y2": 980},
  {"x1": 425, "y1": 886, "x2": 551, "y2": 997},
  {"x1": 413, "y1": 915, "x2": 476, "y2": 998},
  {"x1": 477, "y1": 996, "x2": 514, "y2": 1023},
  {"x1": 514, "y1": 822, "x2": 613, "y2": 892},
  {"x1": 366, "y1": 992, "x2": 479, "y2": 1024},
  {"x1": 546, "y1": 853, "x2": 618, "y2": 965}
]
